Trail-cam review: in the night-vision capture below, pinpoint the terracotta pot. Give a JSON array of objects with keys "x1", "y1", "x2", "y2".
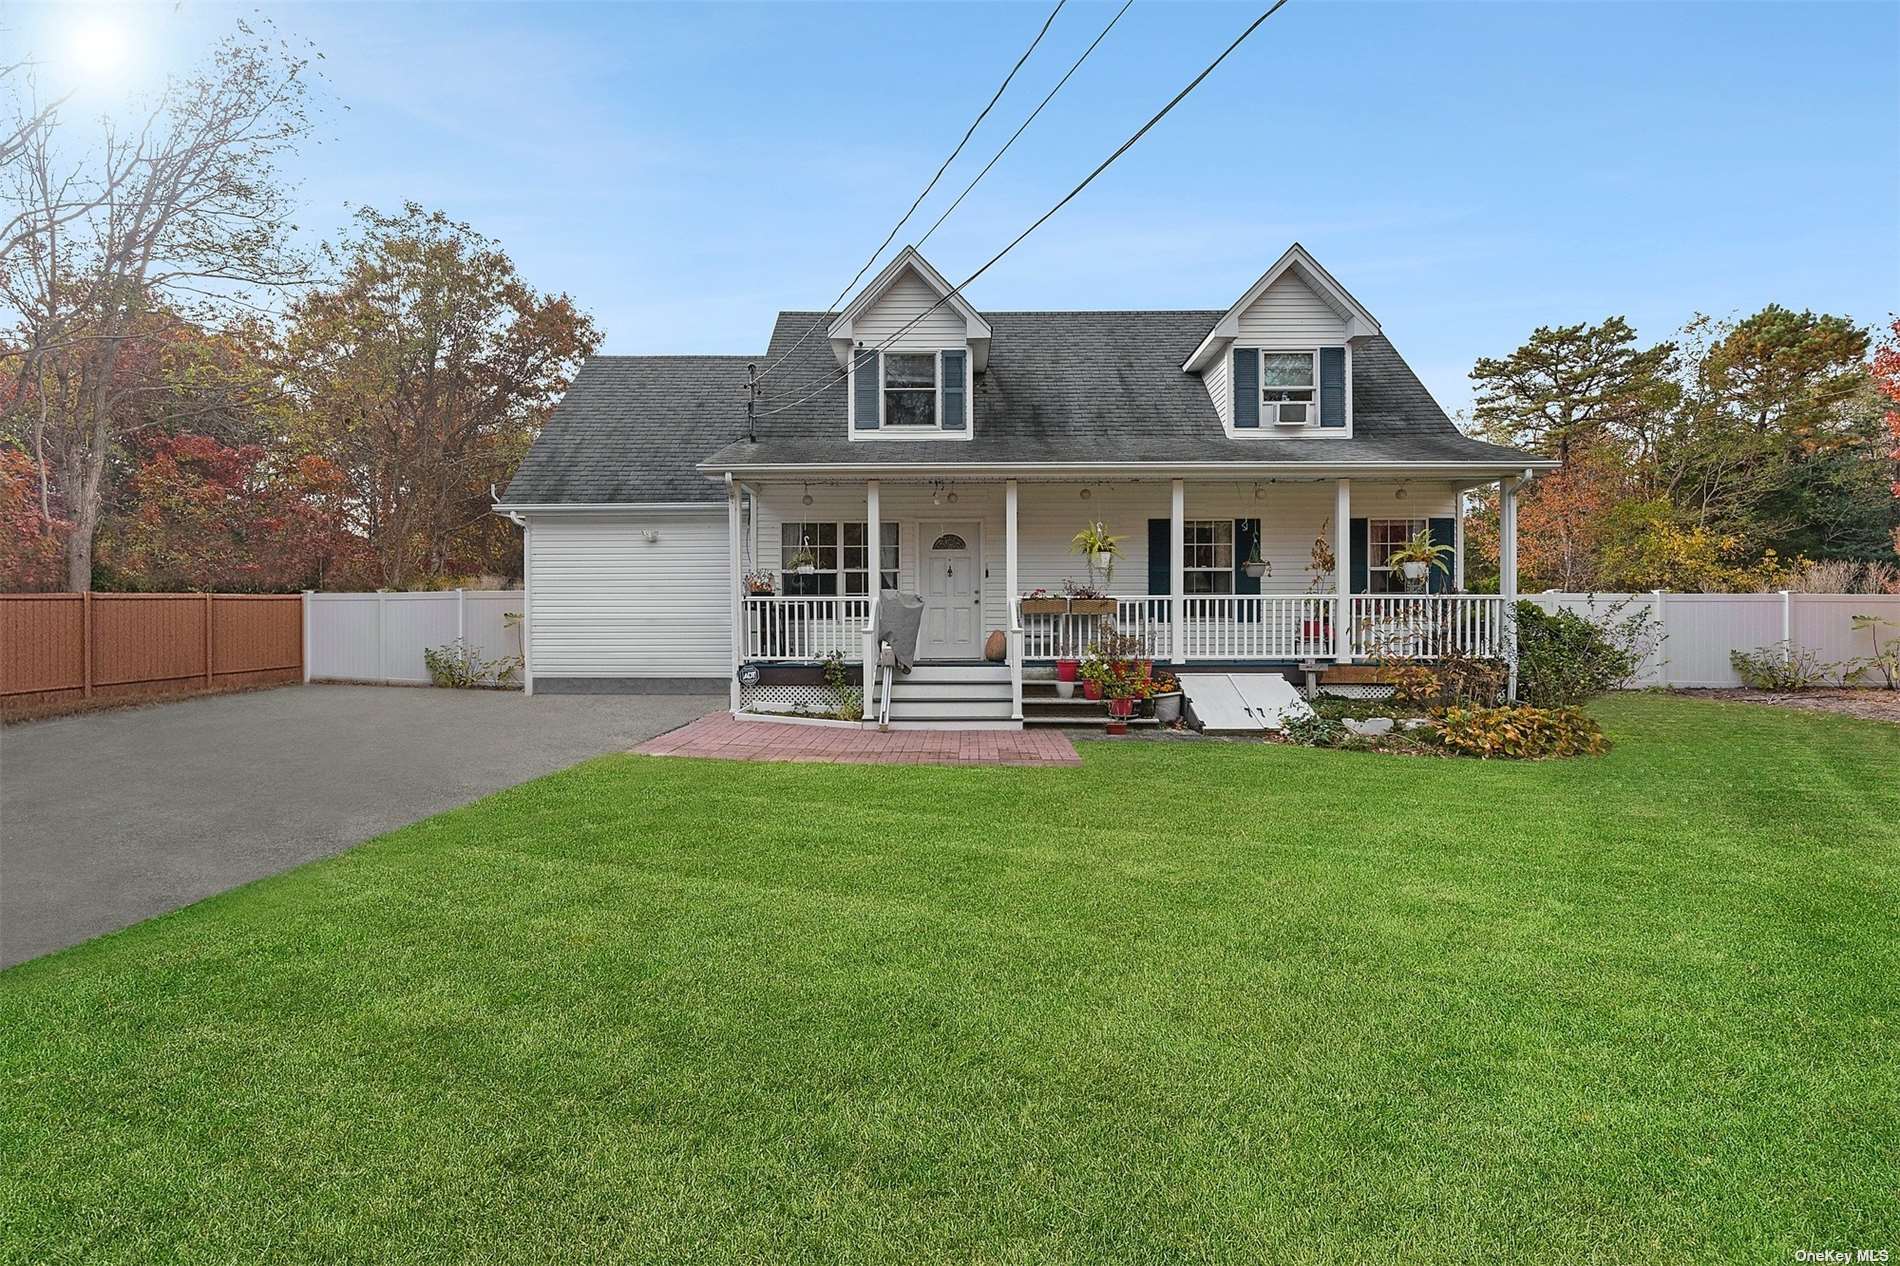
[
  {"x1": 1056, "y1": 658, "x2": 1080, "y2": 682},
  {"x1": 1083, "y1": 679, "x2": 1102, "y2": 701}
]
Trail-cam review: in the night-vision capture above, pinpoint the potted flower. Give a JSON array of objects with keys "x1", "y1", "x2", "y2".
[
  {"x1": 786, "y1": 543, "x2": 818, "y2": 576},
  {"x1": 1070, "y1": 521, "x2": 1124, "y2": 586},
  {"x1": 1020, "y1": 586, "x2": 1068, "y2": 617},
  {"x1": 1243, "y1": 542, "x2": 1270, "y2": 580},
  {"x1": 1148, "y1": 669, "x2": 1183, "y2": 725},
  {"x1": 744, "y1": 572, "x2": 776, "y2": 597},
  {"x1": 1080, "y1": 657, "x2": 1106, "y2": 701},
  {"x1": 1386, "y1": 528, "x2": 1451, "y2": 591},
  {"x1": 1063, "y1": 580, "x2": 1116, "y2": 618},
  {"x1": 1308, "y1": 518, "x2": 1335, "y2": 592}
]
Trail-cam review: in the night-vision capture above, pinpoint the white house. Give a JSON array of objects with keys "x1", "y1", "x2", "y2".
[{"x1": 498, "y1": 244, "x2": 1556, "y2": 727}]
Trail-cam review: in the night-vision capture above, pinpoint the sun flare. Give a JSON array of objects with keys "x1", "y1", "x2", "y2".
[{"x1": 67, "y1": 17, "x2": 133, "y2": 79}]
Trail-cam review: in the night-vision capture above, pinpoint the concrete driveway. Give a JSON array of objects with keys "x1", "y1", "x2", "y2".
[{"x1": 0, "y1": 685, "x2": 713, "y2": 969}]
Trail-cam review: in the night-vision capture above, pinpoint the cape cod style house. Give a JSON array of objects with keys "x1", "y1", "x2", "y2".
[{"x1": 498, "y1": 244, "x2": 1555, "y2": 728}]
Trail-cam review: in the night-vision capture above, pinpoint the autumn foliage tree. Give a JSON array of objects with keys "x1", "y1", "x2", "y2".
[{"x1": 282, "y1": 204, "x2": 599, "y2": 588}]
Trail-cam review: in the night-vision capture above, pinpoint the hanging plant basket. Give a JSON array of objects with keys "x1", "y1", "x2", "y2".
[
  {"x1": 1244, "y1": 558, "x2": 1269, "y2": 579},
  {"x1": 1401, "y1": 560, "x2": 1429, "y2": 581}
]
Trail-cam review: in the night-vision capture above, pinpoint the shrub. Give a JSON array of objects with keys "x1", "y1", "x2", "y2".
[
  {"x1": 1436, "y1": 705, "x2": 1609, "y2": 759},
  {"x1": 1280, "y1": 713, "x2": 1347, "y2": 747},
  {"x1": 423, "y1": 639, "x2": 521, "y2": 689},
  {"x1": 819, "y1": 652, "x2": 865, "y2": 721},
  {"x1": 1729, "y1": 642, "x2": 1836, "y2": 691},
  {"x1": 1513, "y1": 600, "x2": 1656, "y2": 706}
]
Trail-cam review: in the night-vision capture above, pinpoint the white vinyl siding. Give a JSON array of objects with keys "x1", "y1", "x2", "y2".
[
  {"x1": 1202, "y1": 350, "x2": 1232, "y2": 426},
  {"x1": 1234, "y1": 271, "x2": 1350, "y2": 344},
  {"x1": 851, "y1": 268, "x2": 967, "y2": 350},
  {"x1": 526, "y1": 511, "x2": 730, "y2": 678}
]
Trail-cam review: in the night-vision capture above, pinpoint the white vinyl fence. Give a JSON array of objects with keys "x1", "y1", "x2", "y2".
[
  {"x1": 305, "y1": 590, "x2": 524, "y2": 686},
  {"x1": 1524, "y1": 591, "x2": 1900, "y2": 689}
]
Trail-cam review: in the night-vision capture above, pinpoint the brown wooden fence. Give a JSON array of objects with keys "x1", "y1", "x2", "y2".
[{"x1": 1, "y1": 593, "x2": 303, "y2": 715}]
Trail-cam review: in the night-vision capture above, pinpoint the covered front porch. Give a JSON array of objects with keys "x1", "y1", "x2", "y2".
[{"x1": 722, "y1": 471, "x2": 1527, "y2": 720}]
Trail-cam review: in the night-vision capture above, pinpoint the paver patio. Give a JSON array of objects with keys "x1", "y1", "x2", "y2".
[{"x1": 634, "y1": 713, "x2": 1082, "y2": 766}]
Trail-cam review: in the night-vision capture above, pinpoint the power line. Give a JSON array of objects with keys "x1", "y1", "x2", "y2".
[
  {"x1": 751, "y1": 0, "x2": 1068, "y2": 387},
  {"x1": 914, "y1": 0, "x2": 1134, "y2": 252},
  {"x1": 757, "y1": 1, "x2": 1288, "y2": 421}
]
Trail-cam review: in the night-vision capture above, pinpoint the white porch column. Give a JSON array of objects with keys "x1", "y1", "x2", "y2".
[
  {"x1": 1169, "y1": 479, "x2": 1186, "y2": 663},
  {"x1": 1452, "y1": 493, "x2": 1467, "y2": 591},
  {"x1": 727, "y1": 479, "x2": 743, "y2": 712},
  {"x1": 1005, "y1": 479, "x2": 1022, "y2": 720},
  {"x1": 1333, "y1": 478, "x2": 1352, "y2": 661},
  {"x1": 1500, "y1": 476, "x2": 1519, "y2": 700},
  {"x1": 864, "y1": 479, "x2": 880, "y2": 707}
]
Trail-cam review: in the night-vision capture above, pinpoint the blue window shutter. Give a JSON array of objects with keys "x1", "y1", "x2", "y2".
[
  {"x1": 853, "y1": 348, "x2": 880, "y2": 430},
  {"x1": 1428, "y1": 516, "x2": 1455, "y2": 593},
  {"x1": 940, "y1": 349, "x2": 967, "y2": 431},
  {"x1": 1348, "y1": 518, "x2": 1369, "y2": 593},
  {"x1": 1147, "y1": 519, "x2": 1170, "y2": 596},
  {"x1": 1234, "y1": 518, "x2": 1262, "y2": 624},
  {"x1": 1319, "y1": 346, "x2": 1346, "y2": 428},
  {"x1": 1232, "y1": 347, "x2": 1259, "y2": 428}
]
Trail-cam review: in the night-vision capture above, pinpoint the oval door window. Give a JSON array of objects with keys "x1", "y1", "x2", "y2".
[{"x1": 930, "y1": 533, "x2": 967, "y2": 551}]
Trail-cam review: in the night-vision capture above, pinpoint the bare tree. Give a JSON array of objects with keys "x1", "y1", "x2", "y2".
[{"x1": 0, "y1": 21, "x2": 316, "y2": 590}]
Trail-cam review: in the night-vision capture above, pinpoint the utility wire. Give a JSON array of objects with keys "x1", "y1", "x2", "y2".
[
  {"x1": 915, "y1": 0, "x2": 1133, "y2": 251},
  {"x1": 751, "y1": 0, "x2": 1068, "y2": 387},
  {"x1": 758, "y1": 0, "x2": 1129, "y2": 406},
  {"x1": 757, "y1": 0, "x2": 1288, "y2": 421}
]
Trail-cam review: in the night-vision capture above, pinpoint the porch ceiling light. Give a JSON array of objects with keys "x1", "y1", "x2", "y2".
[
  {"x1": 1080, "y1": 487, "x2": 1091, "y2": 500},
  {"x1": 802, "y1": 482, "x2": 813, "y2": 507}
]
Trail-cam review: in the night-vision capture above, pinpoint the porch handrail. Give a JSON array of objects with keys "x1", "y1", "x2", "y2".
[
  {"x1": 743, "y1": 595, "x2": 871, "y2": 661},
  {"x1": 1018, "y1": 594, "x2": 1166, "y2": 661},
  {"x1": 1348, "y1": 593, "x2": 1506, "y2": 660},
  {"x1": 1178, "y1": 594, "x2": 1337, "y2": 662}
]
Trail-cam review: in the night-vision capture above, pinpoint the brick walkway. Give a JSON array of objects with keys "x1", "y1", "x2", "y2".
[{"x1": 632, "y1": 713, "x2": 1082, "y2": 767}]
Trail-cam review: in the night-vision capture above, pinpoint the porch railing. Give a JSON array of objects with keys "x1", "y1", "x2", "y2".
[
  {"x1": 1018, "y1": 596, "x2": 1170, "y2": 660},
  {"x1": 743, "y1": 596, "x2": 871, "y2": 661},
  {"x1": 1347, "y1": 594, "x2": 1506, "y2": 660},
  {"x1": 1181, "y1": 595, "x2": 1338, "y2": 661}
]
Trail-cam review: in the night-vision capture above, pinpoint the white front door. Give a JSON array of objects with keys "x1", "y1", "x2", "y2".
[{"x1": 920, "y1": 522, "x2": 981, "y2": 659}]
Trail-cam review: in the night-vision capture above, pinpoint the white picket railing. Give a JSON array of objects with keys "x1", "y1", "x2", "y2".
[
  {"x1": 1181, "y1": 595, "x2": 1338, "y2": 661},
  {"x1": 1348, "y1": 594, "x2": 1507, "y2": 660},
  {"x1": 743, "y1": 596, "x2": 871, "y2": 661},
  {"x1": 1018, "y1": 596, "x2": 1170, "y2": 660}
]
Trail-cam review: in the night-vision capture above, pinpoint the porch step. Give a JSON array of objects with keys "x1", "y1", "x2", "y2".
[
  {"x1": 895, "y1": 664, "x2": 1012, "y2": 685},
  {"x1": 886, "y1": 698, "x2": 1016, "y2": 722},
  {"x1": 887, "y1": 682, "x2": 1013, "y2": 703}
]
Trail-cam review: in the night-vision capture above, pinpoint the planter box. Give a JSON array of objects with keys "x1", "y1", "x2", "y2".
[
  {"x1": 1020, "y1": 597, "x2": 1069, "y2": 616},
  {"x1": 1068, "y1": 599, "x2": 1116, "y2": 617}
]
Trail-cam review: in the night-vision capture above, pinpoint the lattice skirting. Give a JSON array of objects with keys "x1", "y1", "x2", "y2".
[
  {"x1": 741, "y1": 682, "x2": 844, "y2": 714},
  {"x1": 1319, "y1": 683, "x2": 1397, "y2": 700}
]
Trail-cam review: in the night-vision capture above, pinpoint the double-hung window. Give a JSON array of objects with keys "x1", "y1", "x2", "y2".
[
  {"x1": 1366, "y1": 518, "x2": 1428, "y2": 594},
  {"x1": 882, "y1": 353, "x2": 938, "y2": 427},
  {"x1": 782, "y1": 521, "x2": 899, "y2": 595},
  {"x1": 1183, "y1": 519, "x2": 1235, "y2": 594},
  {"x1": 1261, "y1": 351, "x2": 1317, "y2": 426}
]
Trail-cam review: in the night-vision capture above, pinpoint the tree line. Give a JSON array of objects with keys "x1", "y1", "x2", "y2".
[
  {"x1": 1462, "y1": 308, "x2": 1900, "y2": 594},
  {"x1": 0, "y1": 24, "x2": 597, "y2": 593}
]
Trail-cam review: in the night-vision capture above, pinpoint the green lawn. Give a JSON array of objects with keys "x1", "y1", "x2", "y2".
[{"x1": 2, "y1": 696, "x2": 1895, "y2": 1263}]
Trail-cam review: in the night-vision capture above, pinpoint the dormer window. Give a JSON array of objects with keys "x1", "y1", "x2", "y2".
[
  {"x1": 1261, "y1": 351, "x2": 1317, "y2": 426},
  {"x1": 850, "y1": 347, "x2": 969, "y2": 437},
  {"x1": 883, "y1": 353, "x2": 938, "y2": 426}
]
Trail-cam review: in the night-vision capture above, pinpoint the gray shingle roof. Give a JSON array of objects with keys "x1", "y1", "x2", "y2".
[
  {"x1": 504, "y1": 312, "x2": 1541, "y2": 505},
  {"x1": 502, "y1": 355, "x2": 752, "y2": 505}
]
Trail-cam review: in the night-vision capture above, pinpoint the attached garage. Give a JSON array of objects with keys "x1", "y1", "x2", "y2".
[{"x1": 525, "y1": 510, "x2": 730, "y2": 692}]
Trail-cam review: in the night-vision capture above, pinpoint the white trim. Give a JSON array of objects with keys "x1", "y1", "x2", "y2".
[
  {"x1": 864, "y1": 479, "x2": 880, "y2": 708},
  {"x1": 521, "y1": 525, "x2": 535, "y2": 695},
  {"x1": 727, "y1": 482, "x2": 742, "y2": 711},
  {"x1": 496, "y1": 502, "x2": 725, "y2": 515},
  {"x1": 1183, "y1": 243, "x2": 1382, "y2": 374},
  {"x1": 1169, "y1": 479, "x2": 1186, "y2": 664},
  {"x1": 701, "y1": 458, "x2": 1558, "y2": 480},
  {"x1": 1333, "y1": 479, "x2": 1352, "y2": 662}
]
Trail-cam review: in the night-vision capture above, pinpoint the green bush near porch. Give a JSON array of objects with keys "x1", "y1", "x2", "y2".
[{"x1": 1, "y1": 696, "x2": 1894, "y2": 1262}]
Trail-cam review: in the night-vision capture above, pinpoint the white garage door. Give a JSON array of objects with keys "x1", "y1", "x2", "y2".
[{"x1": 528, "y1": 511, "x2": 729, "y2": 680}]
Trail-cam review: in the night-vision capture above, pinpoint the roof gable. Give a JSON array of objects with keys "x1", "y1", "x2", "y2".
[
  {"x1": 826, "y1": 246, "x2": 992, "y2": 371},
  {"x1": 1182, "y1": 244, "x2": 1381, "y2": 372}
]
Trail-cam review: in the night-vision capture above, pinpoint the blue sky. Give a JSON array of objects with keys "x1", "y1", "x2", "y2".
[{"x1": 14, "y1": 0, "x2": 1900, "y2": 413}]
